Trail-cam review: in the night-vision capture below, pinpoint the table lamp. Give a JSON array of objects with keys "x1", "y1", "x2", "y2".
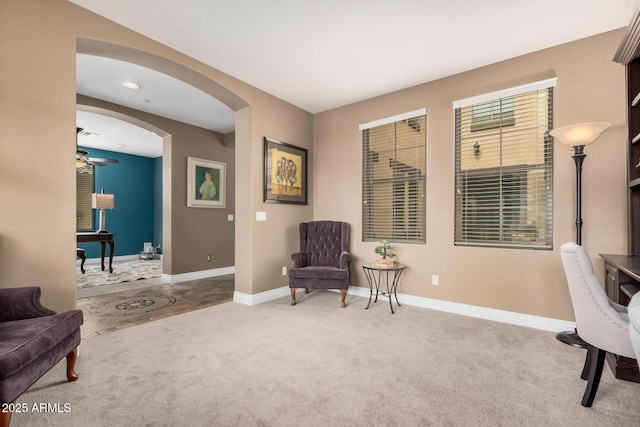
[{"x1": 92, "y1": 190, "x2": 115, "y2": 233}]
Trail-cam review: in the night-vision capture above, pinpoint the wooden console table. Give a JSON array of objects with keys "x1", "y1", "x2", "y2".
[
  {"x1": 599, "y1": 254, "x2": 640, "y2": 383},
  {"x1": 77, "y1": 232, "x2": 114, "y2": 274}
]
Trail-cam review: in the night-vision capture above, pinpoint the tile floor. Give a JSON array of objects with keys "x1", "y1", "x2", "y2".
[{"x1": 76, "y1": 275, "x2": 234, "y2": 339}]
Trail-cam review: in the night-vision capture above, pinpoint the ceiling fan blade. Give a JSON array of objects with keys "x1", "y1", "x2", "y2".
[
  {"x1": 87, "y1": 160, "x2": 106, "y2": 167},
  {"x1": 88, "y1": 157, "x2": 119, "y2": 164}
]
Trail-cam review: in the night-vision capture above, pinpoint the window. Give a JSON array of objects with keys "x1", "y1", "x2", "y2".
[
  {"x1": 453, "y1": 78, "x2": 555, "y2": 249},
  {"x1": 471, "y1": 97, "x2": 515, "y2": 131},
  {"x1": 76, "y1": 164, "x2": 94, "y2": 231},
  {"x1": 360, "y1": 109, "x2": 426, "y2": 243}
]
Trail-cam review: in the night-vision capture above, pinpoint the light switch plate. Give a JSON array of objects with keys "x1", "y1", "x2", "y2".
[{"x1": 256, "y1": 211, "x2": 267, "y2": 221}]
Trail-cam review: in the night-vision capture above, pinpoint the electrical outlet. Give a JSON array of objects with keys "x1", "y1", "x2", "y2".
[
  {"x1": 432, "y1": 275, "x2": 439, "y2": 285},
  {"x1": 207, "y1": 255, "x2": 211, "y2": 262},
  {"x1": 282, "y1": 266, "x2": 287, "y2": 276}
]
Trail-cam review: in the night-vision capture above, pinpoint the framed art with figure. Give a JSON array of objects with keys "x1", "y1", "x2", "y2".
[
  {"x1": 187, "y1": 157, "x2": 226, "y2": 208},
  {"x1": 263, "y1": 137, "x2": 307, "y2": 205}
]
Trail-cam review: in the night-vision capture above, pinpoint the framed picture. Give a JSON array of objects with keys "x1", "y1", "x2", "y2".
[
  {"x1": 264, "y1": 137, "x2": 307, "y2": 205},
  {"x1": 187, "y1": 157, "x2": 226, "y2": 208}
]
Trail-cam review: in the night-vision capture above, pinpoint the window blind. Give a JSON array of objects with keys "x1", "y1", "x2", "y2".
[
  {"x1": 361, "y1": 110, "x2": 426, "y2": 243},
  {"x1": 76, "y1": 165, "x2": 94, "y2": 231},
  {"x1": 454, "y1": 82, "x2": 554, "y2": 249}
]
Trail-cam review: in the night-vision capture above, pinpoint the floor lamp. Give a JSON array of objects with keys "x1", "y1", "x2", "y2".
[{"x1": 550, "y1": 122, "x2": 611, "y2": 347}]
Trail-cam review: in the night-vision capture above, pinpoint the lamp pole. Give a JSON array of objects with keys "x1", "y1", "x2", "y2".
[
  {"x1": 556, "y1": 144, "x2": 588, "y2": 348},
  {"x1": 573, "y1": 145, "x2": 586, "y2": 246}
]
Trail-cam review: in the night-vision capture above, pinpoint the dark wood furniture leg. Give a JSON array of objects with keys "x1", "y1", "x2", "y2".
[
  {"x1": 66, "y1": 348, "x2": 79, "y2": 382},
  {"x1": 100, "y1": 242, "x2": 106, "y2": 271},
  {"x1": 580, "y1": 349, "x2": 591, "y2": 380},
  {"x1": 290, "y1": 288, "x2": 296, "y2": 306},
  {"x1": 76, "y1": 248, "x2": 86, "y2": 274},
  {"x1": 107, "y1": 241, "x2": 114, "y2": 273},
  {"x1": 340, "y1": 289, "x2": 347, "y2": 308},
  {"x1": 582, "y1": 344, "x2": 607, "y2": 407}
]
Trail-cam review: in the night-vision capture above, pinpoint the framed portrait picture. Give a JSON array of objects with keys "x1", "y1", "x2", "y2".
[
  {"x1": 263, "y1": 137, "x2": 308, "y2": 205},
  {"x1": 187, "y1": 157, "x2": 226, "y2": 208}
]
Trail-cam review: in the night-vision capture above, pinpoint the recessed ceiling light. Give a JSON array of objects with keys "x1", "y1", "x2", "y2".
[
  {"x1": 122, "y1": 82, "x2": 140, "y2": 89},
  {"x1": 117, "y1": 144, "x2": 127, "y2": 149}
]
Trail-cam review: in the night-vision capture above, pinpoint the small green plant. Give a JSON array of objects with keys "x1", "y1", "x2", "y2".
[{"x1": 374, "y1": 240, "x2": 396, "y2": 259}]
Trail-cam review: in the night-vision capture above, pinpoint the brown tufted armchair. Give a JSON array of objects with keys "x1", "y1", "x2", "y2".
[{"x1": 288, "y1": 221, "x2": 351, "y2": 308}]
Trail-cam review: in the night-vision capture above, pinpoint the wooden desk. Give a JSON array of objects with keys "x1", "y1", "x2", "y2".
[
  {"x1": 599, "y1": 254, "x2": 640, "y2": 383},
  {"x1": 77, "y1": 232, "x2": 114, "y2": 273}
]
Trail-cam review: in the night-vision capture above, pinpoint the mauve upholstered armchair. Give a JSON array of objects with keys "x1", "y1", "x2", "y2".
[
  {"x1": 560, "y1": 242, "x2": 636, "y2": 407},
  {"x1": 288, "y1": 221, "x2": 351, "y2": 308},
  {"x1": 0, "y1": 287, "x2": 83, "y2": 427}
]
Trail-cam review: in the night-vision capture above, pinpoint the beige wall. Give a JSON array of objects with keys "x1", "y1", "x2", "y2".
[
  {"x1": 313, "y1": 29, "x2": 628, "y2": 321},
  {"x1": 0, "y1": 0, "x2": 313, "y2": 311}
]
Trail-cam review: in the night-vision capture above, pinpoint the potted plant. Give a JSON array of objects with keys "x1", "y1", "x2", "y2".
[{"x1": 374, "y1": 240, "x2": 396, "y2": 268}]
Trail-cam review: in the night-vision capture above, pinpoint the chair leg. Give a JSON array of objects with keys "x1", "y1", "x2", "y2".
[
  {"x1": 581, "y1": 344, "x2": 606, "y2": 407},
  {"x1": 66, "y1": 348, "x2": 79, "y2": 382},
  {"x1": 290, "y1": 288, "x2": 296, "y2": 306},
  {"x1": 0, "y1": 406, "x2": 12, "y2": 427},
  {"x1": 340, "y1": 289, "x2": 347, "y2": 308},
  {"x1": 580, "y1": 345, "x2": 592, "y2": 380}
]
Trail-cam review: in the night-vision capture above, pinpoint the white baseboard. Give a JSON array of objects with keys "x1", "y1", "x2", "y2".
[
  {"x1": 234, "y1": 287, "x2": 290, "y2": 306},
  {"x1": 234, "y1": 285, "x2": 575, "y2": 334},
  {"x1": 162, "y1": 266, "x2": 235, "y2": 284}
]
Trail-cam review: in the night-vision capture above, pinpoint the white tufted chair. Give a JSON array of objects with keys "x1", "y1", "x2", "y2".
[
  {"x1": 629, "y1": 293, "x2": 640, "y2": 364},
  {"x1": 560, "y1": 242, "x2": 636, "y2": 407}
]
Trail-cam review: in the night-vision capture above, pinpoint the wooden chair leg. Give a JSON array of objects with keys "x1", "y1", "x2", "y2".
[
  {"x1": 66, "y1": 348, "x2": 79, "y2": 382},
  {"x1": 582, "y1": 344, "x2": 606, "y2": 407},
  {"x1": 580, "y1": 345, "x2": 592, "y2": 380},
  {"x1": 77, "y1": 248, "x2": 86, "y2": 274},
  {"x1": 340, "y1": 289, "x2": 347, "y2": 308},
  {"x1": 0, "y1": 406, "x2": 12, "y2": 427},
  {"x1": 290, "y1": 288, "x2": 296, "y2": 306}
]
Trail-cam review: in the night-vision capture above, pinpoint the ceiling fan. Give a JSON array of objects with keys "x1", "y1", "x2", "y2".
[{"x1": 76, "y1": 127, "x2": 119, "y2": 167}]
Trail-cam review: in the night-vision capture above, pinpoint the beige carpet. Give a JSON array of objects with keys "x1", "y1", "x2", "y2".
[
  {"x1": 16, "y1": 291, "x2": 640, "y2": 426},
  {"x1": 77, "y1": 258, "x2": 162, "y2": 289}
]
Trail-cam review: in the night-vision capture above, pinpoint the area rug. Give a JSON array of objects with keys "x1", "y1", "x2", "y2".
[{"x1": 76, "y1": 258, "x2": 162, "y2": 289}]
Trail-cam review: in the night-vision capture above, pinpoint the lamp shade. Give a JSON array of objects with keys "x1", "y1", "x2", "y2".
[
  {"x1": 92, "y1": 193, "x2": 114, "y2": 209},
  {"x1": 549, "y1": 122, "x2": 611, "y2": 147}
]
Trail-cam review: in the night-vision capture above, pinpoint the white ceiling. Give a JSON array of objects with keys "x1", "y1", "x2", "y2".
[
  {"x1": 76, "y1": 110, "x2": 164, "y2": 158},
  {"x1": 72, "y1": 0, "x2": 638, "y2": 157},
  {"x1": 76, "y1": 54, "x2": 235, "y2": 158}
]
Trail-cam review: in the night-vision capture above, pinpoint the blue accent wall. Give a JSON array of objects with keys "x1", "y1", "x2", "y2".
[{"x1": 78, "y1": 147, "x2": 161, "y2": 259}]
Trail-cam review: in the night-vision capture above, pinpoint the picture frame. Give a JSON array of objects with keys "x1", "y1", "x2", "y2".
[
  {"x1": 263, "y1": 137, "x2": 308, "y2": 205},
  {"x1": 187, "y1": 157, "x2": 226, "y2": 208}
]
